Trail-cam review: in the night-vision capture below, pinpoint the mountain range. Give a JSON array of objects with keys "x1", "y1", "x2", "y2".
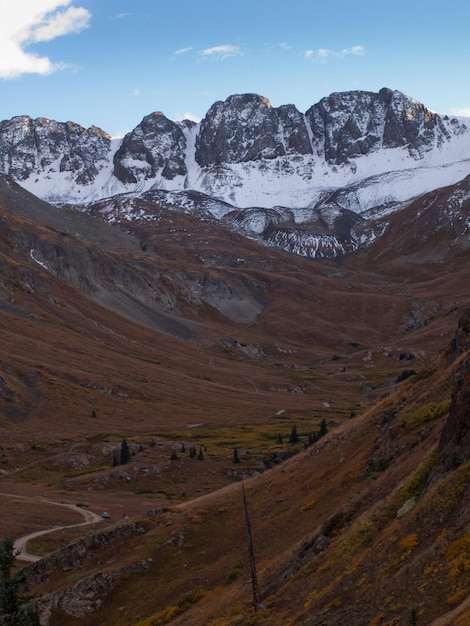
[
  {"x1": 0, "y1": 87, "x2": 470, "y2": 625},
  {"x1": 1, "y1": 87, "x2": 469, "y2": 258}
]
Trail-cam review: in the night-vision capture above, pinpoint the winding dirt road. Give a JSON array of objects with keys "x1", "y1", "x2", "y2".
[{"x1": 0, "y1": 493, "x2": 102, "y2": 562}]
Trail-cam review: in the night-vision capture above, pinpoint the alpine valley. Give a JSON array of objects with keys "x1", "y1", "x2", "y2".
[{"x1": 0, "y1": 88, "x2": 470, "y2": 626}]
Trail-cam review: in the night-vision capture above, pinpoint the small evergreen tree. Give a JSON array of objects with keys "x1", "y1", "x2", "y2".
[
  {"x1": 233, "y1": 448, "x2": 240, "y2": 464},
  {"x1": 198, "y1": 447, "x2": 204, "y2": 460},
  {"x1": 0, "y1": 536, "x2": 40, "y2": 626},
  {"x1": 277, "y1": 434, "x2": 283, "y2": 444},
  {"x1": 181, "y1": 443, "x2": 186, "y2": 453},
  {"x1": 288, "y1": 424, "x2": 299, "y2": 444},
  {"x1": 320, "y1": 418, "x2": 328, "y2": 438},
  {"x1": 170, "y1": 450, "x2": 178, "y2": 461},
  {"x1": 120, "y1": 438, "x2": 130, "y2": 465},
  {"x1": 112, "y1": 450, "x2": 119, "y2": 467}
]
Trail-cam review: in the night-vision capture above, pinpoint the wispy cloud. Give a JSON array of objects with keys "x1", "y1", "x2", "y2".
[
  {"x1": 264, "y1": 41, "x2": 291, "y2": 51},
  {"x1": 0, "y1": 1, "x2": 91, "y2": 78},
  {"x1": 174, "y1": 47, "x2": 193, "y2": 56},
  {"x1": 451, "y1": 107, "x2": 470, "y2": 118},
  {"x1": 304, "y1": 45, "x2": 365, "y2": 62},
  {"x1": 29, "y1": 6, "x2": 90, "y2": 42},
  {"x1": 200, "y1": 45, "x2": 242, "y2": 61}
]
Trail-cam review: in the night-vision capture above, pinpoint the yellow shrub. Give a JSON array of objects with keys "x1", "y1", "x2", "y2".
[
  {"x1": 399, "y1": 533, "x2": 418, "y2": 559},
  {"x1": 300, "y1": 498, "x2": 316, "y2": 512},
  {"x1": 447, "y1": 587, "x2": 468, "y2": 606},
  {"x1": 446, "y1": 535, "x2": 470, "y2": 580},
  {"x1": 400, "y1": 399, "x2": 450, "y2": 431}
]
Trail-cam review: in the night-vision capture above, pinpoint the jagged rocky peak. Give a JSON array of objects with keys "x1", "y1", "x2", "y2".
[
  {"x1": 113, "y1": 111, "x2": 195, "y2": 184},
  {"x1": 304, "y1": 87, "x2": 463, "y2": 164},
  {"x1": 379, "y1": 87, "x2": 456, "y2": 154},
  {"x1": 0, "y1": 115, "x2": 111, "y2": 185},
  {"x1": 195, "y1": 93, "x2": 312, "y2": 167}
]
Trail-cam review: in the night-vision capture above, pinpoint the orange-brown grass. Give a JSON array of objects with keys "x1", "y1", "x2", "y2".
[
  {"x1": 1, "y1": 186, "x2": 470, "y2": 625},
  {"x1": 31, "y1": 355, "x2": 455, "y2": 625},
  {"x1": 0, "y1": 495, "x2": 83, "y2": 539}
]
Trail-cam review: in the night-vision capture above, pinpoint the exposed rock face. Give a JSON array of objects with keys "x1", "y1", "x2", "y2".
[
  {"x1": 195, "y1": 94, "x2": 312, "y2": 166},
  {"x1": 113, "y1": 112, "x2": 194, "y2": 183},
  {"x1": 438, "y1": 357, "x2": 470, "y2": 471},
  {"x1": 23, "y1": 522, "x2": 152, "y2": 623},
  {"x1": 0, "y1": 89, "x2": 468, "y2": 260},
  {"x1": 0, "y1": 116, "x2": 111, "y2": 185},
  {"x1": 195, "y1": 89, "x2": 458, "y2": 168},
  {"x1": 439, "y1": 310, "x2": 470, "y2": 470},
  {"x1": 0, "y1": 178, "x2": 267, "y2": 335},
  {"x1": 447, "y1": 308, "x2": 470, "y2": 365},
  {"x1": 304, "y1": 88, "x2": 455, "y2": 164},
  {"x1": 0, "y1": 89, "x2": 466, "y2": 191}
]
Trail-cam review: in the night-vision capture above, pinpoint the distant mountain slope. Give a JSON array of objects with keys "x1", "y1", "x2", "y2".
[{"x1": 0, "y1": 88, "x2": 469, "y2": 258}]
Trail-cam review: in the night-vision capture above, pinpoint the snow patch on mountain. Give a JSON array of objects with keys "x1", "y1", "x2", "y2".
[{"x1": 1, "y1": 89, "x2": 470, "y2": 258}]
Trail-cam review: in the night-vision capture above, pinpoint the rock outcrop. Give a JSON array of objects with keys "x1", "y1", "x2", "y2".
[
  {"x1": 0, "y1": 116, "x2": 111, "y2": 185},
  {"x1": 305, "y1": 88, "x2": 457, "y2": 164},
  {"x1": 195, "y1": 94, "x2": 312, "y2": 166},
  {"x1": 439, "y1": 310, "x2": 470, "y2": 470},
  {"x1": 113, "y1": 113, "x2": 194, "y2": 183}
]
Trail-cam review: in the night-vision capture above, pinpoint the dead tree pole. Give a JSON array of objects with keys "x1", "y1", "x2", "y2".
[{"x1": 242, "y1": 480, "x2": 262, "y2": 612}]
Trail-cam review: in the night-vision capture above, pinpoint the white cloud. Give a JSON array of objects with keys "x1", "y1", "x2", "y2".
[
  {"x1": 29, "y1": 6, "x2": 90, "y2": 42},
  {"x1": 304, "y1": 44, "x2": 365, "y2": 62},
  {"x1": 451, "y1": 107, "x2": 470, "y2": 118},
  {"x1": 265, "y1": 41, "x2": 291, "y2": 51},
  {"x1": 200, "y1": 45, "x2": 242, "y2": 61},
  {"x1": 0, "y1": 0, "x2": 91, "y2": 78},
  {"x1": 174, "y1": 47, "x2": 193, "y2": 55}
]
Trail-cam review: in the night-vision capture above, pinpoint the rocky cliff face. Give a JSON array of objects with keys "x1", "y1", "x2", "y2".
[
  {"x1": 194, "y1": 88, "x2": 465, "y2": 169},
  {"x1": 23, "y1": 521, "x2": 152, "y2": 623},
  {"x1": 0, "y1": 116, "x2": 111, "y2": 185},
  {"x1": 195, "y1": 93, "x2": 312, "y2": 166},
  {"x1": 113, "y1": 113, "x2": 194, "y2": 183},
  {"x1": 439, "y1": 310, "x2": 470, "y2": 471},
  {"x1": 0, "y1": 89, "x2": 469, "y2": 259},
  {"x1": 305, "y1": 88, "x2": 457, "y2": 164},
  {"x1": 0, "y1": 88, "x2": 465, "y2": 198}
]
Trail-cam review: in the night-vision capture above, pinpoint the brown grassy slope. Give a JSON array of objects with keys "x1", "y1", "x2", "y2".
[
  {"x1": 1, "y1": 175, "x2": 470, "y2": 623},
  {"x1": 3, "y1": 179, "x2": 462, "y2": 445},
  {"x1": 27, "y1": 314, "x2": 469, "y2": 626}
]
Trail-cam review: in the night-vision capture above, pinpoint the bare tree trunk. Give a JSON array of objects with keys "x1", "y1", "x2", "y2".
[{"x1": 242, "y1": 481, "x2": 263, "y2": 612}]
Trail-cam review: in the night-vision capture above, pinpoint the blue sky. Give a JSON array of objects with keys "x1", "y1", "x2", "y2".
[{"x1": 1, "y1": 0, "x2": 470, "y2": 137}]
